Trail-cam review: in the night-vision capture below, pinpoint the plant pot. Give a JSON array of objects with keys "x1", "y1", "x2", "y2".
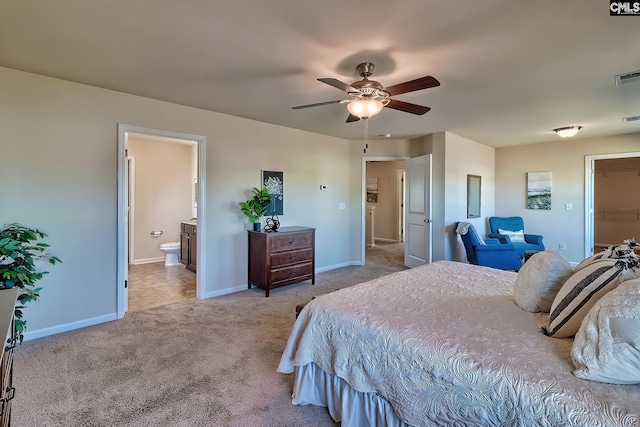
[{"x1": 253, "y1": 222, "x2": 261, "y2": 232}]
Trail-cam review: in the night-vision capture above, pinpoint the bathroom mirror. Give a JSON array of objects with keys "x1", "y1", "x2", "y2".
[
  {"x1": 194, "y1": 178, "x2": 198, "y2": 208},
  {"x1": 467, "y1": 175, "x2": 481, "y2": 218}
]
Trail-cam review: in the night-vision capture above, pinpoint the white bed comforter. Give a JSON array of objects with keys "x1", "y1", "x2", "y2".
[{"x1": 278, "y1": 261, "x2": 640, "y2": 427}]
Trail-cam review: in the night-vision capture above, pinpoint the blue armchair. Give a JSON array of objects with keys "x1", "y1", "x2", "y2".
[
  {"x1": 457, "y1": 222, "x2": 522, "y2": 271},
  {"x1": 488, "y1": 216, "x2": 544, "y2": 257}
]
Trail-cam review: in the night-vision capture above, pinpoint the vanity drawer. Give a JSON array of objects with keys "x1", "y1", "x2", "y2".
[
  {"x1": 270, "y1": 233, "x2": 312, "y2": 253},
  {"x1": 270, "y1": 248, "x2": 313, "y2": 267},
  {"x1": 181, "y1": 223, "x2": 196, "y2": 234},
  {"x1": 270, "y1": 262, "x2": 313, "y2": 285}
]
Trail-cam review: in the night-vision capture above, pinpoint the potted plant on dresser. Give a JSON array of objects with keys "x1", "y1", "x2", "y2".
[
  {"x1": 239, "y1": 187, "x2": 272, "y2": 231},
  {"x1": 0, "y1": 223, "x2": 61, "y2": 342}
]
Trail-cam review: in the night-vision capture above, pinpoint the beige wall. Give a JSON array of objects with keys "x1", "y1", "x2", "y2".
[
  {"x1": 444, "y1": 133, "x2": 495, "y2": 262},
  {"x1": 495, "y1": 133, "x2": 640, "y2": 263},
  {"x1": 365, "y1": 160, "x2": 405, "y2": 241},
  {"x1": 128, "y1": 138, "x2": 193, "y2": 262},
  {"x1": 0, "y1": 67, "x2": 351, "y2": 338}
]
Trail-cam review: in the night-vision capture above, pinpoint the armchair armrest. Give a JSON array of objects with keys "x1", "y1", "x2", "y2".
[
  {"x1": 476, "y1": 243, "x2": 518, "y2": 252},
  {"x1": 484, "y1": 238, "x2": 501, "y2": 245},
  {"x1": 488, "y1": 233, "x2": 511, "y2": 244},
  {"x1": 475, "y1": 246, "x2": 522, "y2": 271},
  {"x1": 524, "y1": 234, "x2": 544, "y2": 248}
]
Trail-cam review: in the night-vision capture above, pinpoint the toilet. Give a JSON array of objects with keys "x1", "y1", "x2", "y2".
[{"x1": 159, "y1": 242, "x2": 181, "y2": 266}]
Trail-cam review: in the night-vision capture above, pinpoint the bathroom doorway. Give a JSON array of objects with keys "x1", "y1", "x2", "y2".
[{"x1": 117, "y1": 124, "x2": 206, "y2": 318}]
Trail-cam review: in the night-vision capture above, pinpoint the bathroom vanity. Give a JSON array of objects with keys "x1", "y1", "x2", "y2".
[{"x1": 180, "y1": 221, "x2": 197, "y2": 272}]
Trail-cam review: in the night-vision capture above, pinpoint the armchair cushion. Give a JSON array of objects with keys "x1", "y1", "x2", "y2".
[{"x1": 498, "y1": 228, "x2": 525, "y2": 243}]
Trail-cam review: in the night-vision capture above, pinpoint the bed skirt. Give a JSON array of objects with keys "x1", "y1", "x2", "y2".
[{"x1": 292, "y1": 363, "x2": 410, "y2": 427}]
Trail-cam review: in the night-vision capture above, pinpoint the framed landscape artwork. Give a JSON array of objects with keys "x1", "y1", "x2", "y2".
[{"x1": 527, "y1": 171, "x2": 551, "y2": 210}]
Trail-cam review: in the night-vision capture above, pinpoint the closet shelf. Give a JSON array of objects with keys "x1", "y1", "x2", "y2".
[
  {"x1": 594, "y1": 207, "x2": 640, "y2": 222},
  {"x1": 595, "y1": 165, "x2": 640, "y2": 177}
]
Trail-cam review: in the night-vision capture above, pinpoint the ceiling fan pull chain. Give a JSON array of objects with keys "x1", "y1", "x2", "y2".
[{"x1": 363, "y1": 118, "x2": 369, "y2": 154}]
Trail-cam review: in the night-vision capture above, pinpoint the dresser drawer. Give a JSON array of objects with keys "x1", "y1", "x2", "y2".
[
  {"x1": 270, "y1": 262, "x2": 313, "y2": 284},
  {"x1": 270, "y1": 248, "x2": 313, "y2": 267},
  {"x1": 270, "y1": 233, "x2": 312, "y2": 253}
]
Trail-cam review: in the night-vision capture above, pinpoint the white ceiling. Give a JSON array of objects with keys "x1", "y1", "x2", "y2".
[{"x1": 2, "y1": 1, "x2": 640, "y2": 147}]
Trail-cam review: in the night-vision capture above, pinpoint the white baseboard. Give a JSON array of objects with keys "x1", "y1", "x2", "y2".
[
  {"x1": 131, "y1": 257, "x2": 164, "y2": 265},
  {"x1": 316, "y1": 261, "x2": 362, "y2": 272},
  {"x1": 23, "y1": 313, "x2": 118, "y2": 341},
  {"x1": 201, "y1": 262, "x2": 363, "y2": 299},
  {"x1": 201, "y1": 284, "x2": 248, "y2": 299},
  {"x1": 25, "y1": 260, "x2": 367, "y2": 338},
  {"x1": 374, "y1": 238, "x2": 398, "y2": 243}
]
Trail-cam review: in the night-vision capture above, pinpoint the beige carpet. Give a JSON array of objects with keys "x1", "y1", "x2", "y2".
[{"x1": 14, "y1": 243, "x2": 406, "y2": 427}]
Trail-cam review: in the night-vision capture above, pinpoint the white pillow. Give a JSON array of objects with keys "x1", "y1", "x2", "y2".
[
  {"x1": 498, "y1": 228, "x2": 525, "y2": 243},
  {"x1": 545, "y1": 258, "x2": 640, "y2": 338},
  {"x1": 572, "y1": 278, "x2": 640, "y2": 384},
  {"x1": 513, "y1": 250, "x2": 573, "y2": 312}
]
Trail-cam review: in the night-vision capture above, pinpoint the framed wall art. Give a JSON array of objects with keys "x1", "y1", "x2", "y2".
[
  {"x1": 366, "y1": 177, "x2": 378, "y2": 203},
  {"x1": 262, "y1": 170, "x2": 284, "y2": 215},
  {"x1": 527, "y1": 171, "x2": 551, "y2": 210}
]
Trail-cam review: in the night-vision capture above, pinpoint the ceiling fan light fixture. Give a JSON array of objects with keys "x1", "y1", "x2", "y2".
[
  {"x1": 553, "y1": 126, "x2": 582, "y2": 138},
  {"x1": 347, "y1": 99, "x2": 384, "y2": 119}
]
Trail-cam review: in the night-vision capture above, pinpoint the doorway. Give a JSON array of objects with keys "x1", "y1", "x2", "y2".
[
  {"x1": 117, "y1": 124, "x2": 207, "y2": 318},
  {"x1": 363, "y1": 157, "x2": 408, "y2": 268},
  {"x1": 584, "y1": 151, "x2": 640, "y2": 258}
]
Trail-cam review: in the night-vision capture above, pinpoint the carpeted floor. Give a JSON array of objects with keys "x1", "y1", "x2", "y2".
[{"x1": 14, "y1": 243, "x2": 405, "y2": 426}]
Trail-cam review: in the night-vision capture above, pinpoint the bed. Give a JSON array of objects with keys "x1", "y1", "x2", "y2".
[{"x1": 277, "y1": 261, "x2": 640, "y2": 427}]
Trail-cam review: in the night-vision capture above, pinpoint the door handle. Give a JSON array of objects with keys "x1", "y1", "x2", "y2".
[{"x1": 424, "y1": 219, "x2": 433, "y2": 223}]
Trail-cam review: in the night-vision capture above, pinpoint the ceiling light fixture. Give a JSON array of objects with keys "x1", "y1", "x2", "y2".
[
  {"x1": 347, "y1": 99, "x2": 384, "y2": 119},
  {"x1": 553, "y1": 126, "x2": 582, "y2": 138}
]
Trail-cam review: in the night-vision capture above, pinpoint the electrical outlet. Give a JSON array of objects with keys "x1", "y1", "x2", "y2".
[
  {"x1": 565, "y1": 203, "x2": 573, "y2": 211},
  {"x1": 338, "y1": 202, "x2": 346, "y2": 210},
  {"x1": 559, "y1": 243, "x2": 566, "y2": 251}
]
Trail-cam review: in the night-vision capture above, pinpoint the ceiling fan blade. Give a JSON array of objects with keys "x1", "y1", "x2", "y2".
[
  {"x1": 386, "y1": 99, "x2": 431, "y2": 115},
  {"x1": 318, "y1": 78, "x2": 358, "y2": 93},
  {"x1": 385, "y1": 76, "x2": 440, "y2": 96},
  {"x1": 292, "y1": 100, "x2": 343, "y2": 109},
  {"x1": 346, "y1": 114, "x2": 360, "y2": 123}
]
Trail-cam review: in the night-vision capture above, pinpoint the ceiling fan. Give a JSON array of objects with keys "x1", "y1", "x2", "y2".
[{"x1": 292, "y1": 62, "x2": 440, "y2": 123}]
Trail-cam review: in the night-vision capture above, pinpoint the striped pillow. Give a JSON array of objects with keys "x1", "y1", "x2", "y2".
[
  {"x1": 545, "y1": 258, "x2": 640, "y2": 338},
  {"x1": 575, "y1": 239, "x2": 639, "y2": 272}
]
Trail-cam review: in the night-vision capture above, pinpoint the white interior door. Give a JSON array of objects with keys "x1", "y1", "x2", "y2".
[
  {"x1": 404, "y1": 155, "x2": 432, "y2": 268},
  {"x1": 123, "y1": 154, "x2": 130, "y2": 313}
]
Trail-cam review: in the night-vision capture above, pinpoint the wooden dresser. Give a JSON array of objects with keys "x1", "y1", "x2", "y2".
[
  {"x1": 0, "y1": 288, "x2": 17, "y2": 427},
  {"x1": 248, "y1": 226, "x2": 315, "y2": 297}
]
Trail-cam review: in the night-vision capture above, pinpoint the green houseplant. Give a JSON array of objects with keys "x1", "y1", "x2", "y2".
[
  {"x1": 0, "y1": 223, "x2": 61, "y2": 342},
  {"x1": 239, "y1": 187, "x2": 272, "y2": 231}
]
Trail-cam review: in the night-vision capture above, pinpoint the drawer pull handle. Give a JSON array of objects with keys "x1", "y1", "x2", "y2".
[
  {"x1": 4, "y1": 387, "x2": 14, "y2": 401},
  {"x1": 288, "y1": 256, "x2": 296, "y2": 260},
  {"x1": 0, "y1": 387, "x2": 15, "y2": 416}
]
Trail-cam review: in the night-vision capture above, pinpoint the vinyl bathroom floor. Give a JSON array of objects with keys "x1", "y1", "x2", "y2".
[{"x1": 127, "y1": 262, "x2": 196, "y2": 313}]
